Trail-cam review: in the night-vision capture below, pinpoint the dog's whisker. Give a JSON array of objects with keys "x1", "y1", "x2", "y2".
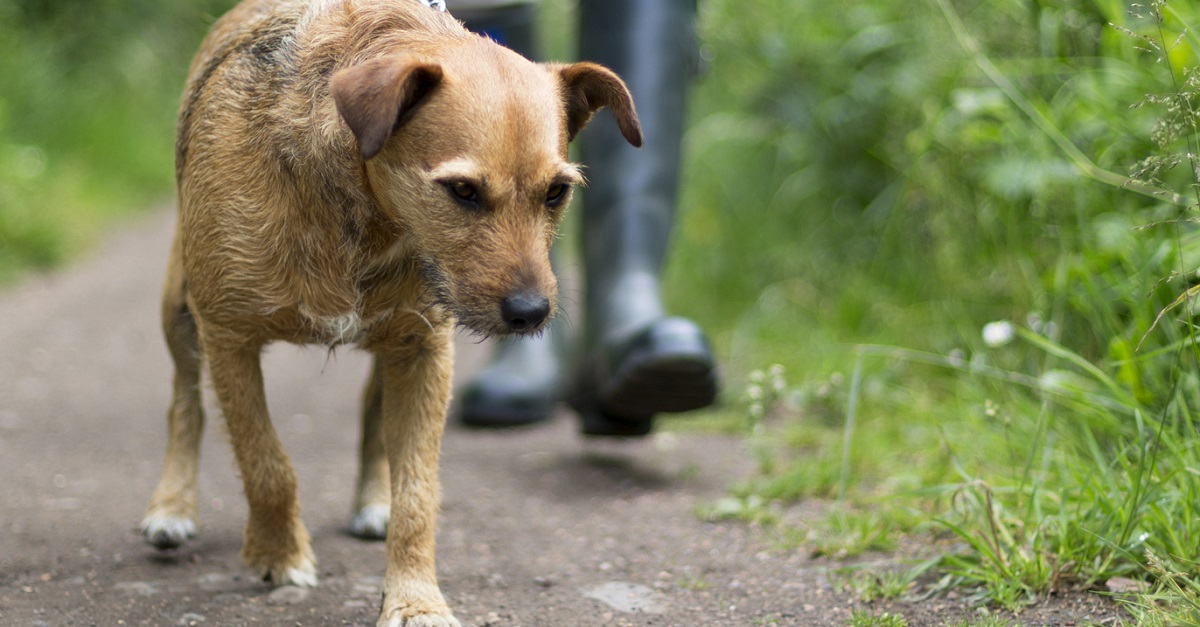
[{"x1": 397, "y1": 307, "x2": 436, "y2": 334}]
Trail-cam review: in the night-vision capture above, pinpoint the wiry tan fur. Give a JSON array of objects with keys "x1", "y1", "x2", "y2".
[{"x1": 139, "y1": 1, "x2": 641, "y2": 625}]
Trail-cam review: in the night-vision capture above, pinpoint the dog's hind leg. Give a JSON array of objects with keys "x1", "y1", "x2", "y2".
[
  {"x1": 349, "y1": 357, "x2": 390, "y2": 540},
  {"x1": 142, "y1": 240, "x2": 206, "y2": 550},
  {"x1": 204, "y1": 336, "x2": 318, "y2": 587}
]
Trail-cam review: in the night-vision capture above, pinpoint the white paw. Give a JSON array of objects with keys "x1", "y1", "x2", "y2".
[
  {"x1": 274, "y1": 556, "x2": 319, "y2": 588},
  {"x1": 349, "y1": 504, "x2": 390, "y2": 540},
  {"x1": 379, "y1": 614, "x2": 462, "y2": 627},
  {"x1": 141, "y1": 513, "x2": 196, "y2": 550}
]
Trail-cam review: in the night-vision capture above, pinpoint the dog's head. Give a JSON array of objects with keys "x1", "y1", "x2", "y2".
[{"x1": 331, "y1": 36, "x2": 641, "y2": 337}]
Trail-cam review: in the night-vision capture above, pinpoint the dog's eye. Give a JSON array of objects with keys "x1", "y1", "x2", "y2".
[
  {"x1": 445, "y1": 181, "x2": 480, "y2": 205},
  {"x1": 545, "y1": 183, "x2": 570, "y2": 207}
]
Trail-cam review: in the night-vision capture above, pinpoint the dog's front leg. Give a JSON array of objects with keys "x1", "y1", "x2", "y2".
[
  {"x1": 204, "y1": 338, "x2": 318, "y2": 587},
  {"x1": 374, "y1": 323, "x2": 460, "y2": 627},
  {"x1": 350, "y1": 359, "x2": 390, "y2": 539}
]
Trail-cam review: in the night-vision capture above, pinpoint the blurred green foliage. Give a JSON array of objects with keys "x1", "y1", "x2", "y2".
[
  {"x1": 670, "y1": 0, "x2": 1200, "y2": 610},
  {"x1": 672, "y1": 0, "x2": 1194, "y2": 366},
  {"x1": 0, "y1": 0, "x2": 236, "y2": 279}
]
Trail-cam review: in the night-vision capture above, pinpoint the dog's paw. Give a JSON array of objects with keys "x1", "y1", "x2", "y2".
[
  {"x1": 260, "y1": 553, "x2": 319, "y2": 588},
  {"x1": 277, "y1": 563, "x2": 320, "y2": 588},
  {"x1": 377, "y1": 581, "x2": 459, "y2": 627},
  {"x1": 140, "y1": 512, "x2": 196, "y2": 550},
  {"x1": 349, "y1": 504, "x2": 390, "y2": 540},
  {"x1": 377, "y1": 611, "x2": 462, "y2": 627},
  {"x1": 243, "y1": 517, "x2": 318, "y2": 587}
]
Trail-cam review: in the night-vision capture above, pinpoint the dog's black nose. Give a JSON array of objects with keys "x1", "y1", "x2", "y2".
[{"x1": 501, "y1": 291, "x2": 550, "y2": 332}]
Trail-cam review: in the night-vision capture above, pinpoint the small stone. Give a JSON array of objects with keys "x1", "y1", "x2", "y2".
[
  {"x1": 267, "y1": 585, "x2": 310, "y2": 605},
  {"x1": 177, "y1": 613, "x2": 206, "y2": 625},
  {"x1": 114, "y1": 581, "x2": 158, "y2": 596},
  {"x1": 582, "y1": 582, "x2": 668, "y2": 614},
  {"x1": 197, "y1": 573, "x2": 229, "y2": 591},
  {"x1": 1105, "y1": 577, "x2": 1149, "y2": 594}
]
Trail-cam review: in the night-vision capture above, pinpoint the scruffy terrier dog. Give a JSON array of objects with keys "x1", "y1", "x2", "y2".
[{"x1": 138, "y1": 0, "x2": 640, "y2": 624}]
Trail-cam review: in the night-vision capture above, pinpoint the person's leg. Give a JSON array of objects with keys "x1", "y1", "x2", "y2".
[
  {"x1": 452, "y1": 1, "x2": 565, "y2": 427},
  {"x1": 447, "y1": 2, "x2": 538, "y2": 58},
  {"x1": 571, "y1": 0, "x2": 717, "y2": 436}
]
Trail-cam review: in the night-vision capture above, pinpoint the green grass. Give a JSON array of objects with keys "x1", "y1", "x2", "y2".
[
  {"x1": 848, "y1": 609, "x2": 909, "y2": 627},
  {"x1": 670, "y1": 0, "x2": 1200, "y2": 618},
  {"x1": 940, "y1": 615, "x2": 1022, "y2": 627},
  {"x1": 0, "y1": 0, "x2": 236, "y2": 281},
  {"x1": 831, "y1": 563, "x2": 931, "y2": 603}
]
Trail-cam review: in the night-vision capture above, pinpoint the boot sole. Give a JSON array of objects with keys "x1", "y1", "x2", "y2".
[
  {"x1": 598, "y1": 349, "x2": 717, "y2": 418},
  {"x1": 460, "y1": 402, "x2": 552, "y2": 428},
  {"x1": 573, "y1": 318, "x2": 718, "y2": 437}
]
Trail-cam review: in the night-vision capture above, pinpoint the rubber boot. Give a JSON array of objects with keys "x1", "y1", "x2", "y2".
[
  {"x1": 452, "y1": 2, "x2": 563, "y2": 427},
  {"x1": 570, "y1": 0, "x2": 718, "y2": 437},
  {"x1": 447, "y1": 2, "x2": 538, "y2": 57}
]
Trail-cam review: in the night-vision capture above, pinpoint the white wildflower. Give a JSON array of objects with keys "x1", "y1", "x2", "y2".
[
  {"x1": 982, "y1": 320, "x2": 1015, "y2": 347},
  {"x1": 746, "y1": 384, "x2": 763, "y2": 401}
]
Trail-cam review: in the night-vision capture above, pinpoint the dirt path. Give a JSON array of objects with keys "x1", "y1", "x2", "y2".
[{"x1": 0, "y1": 211, "x2": 1124, "y2": 626}]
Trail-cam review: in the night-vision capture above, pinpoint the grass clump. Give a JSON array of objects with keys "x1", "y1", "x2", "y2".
[
  {"x1": 831, "y1": 563, "x2": 931, "y2": 603},
  {"x1": 939, "y1": 614, "x2": 1022, "y2": 627},
  {"x1": 847, "y1": 609, "x2": 909, "y2": 627}
]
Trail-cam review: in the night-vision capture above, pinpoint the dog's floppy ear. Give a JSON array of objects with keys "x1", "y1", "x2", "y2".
[
  {"x1": 554, "y1": 62, "x2": 643, "y2": 148},
  {"x1": 331, "y1": 55, "x2": 444, "y2": 160}
]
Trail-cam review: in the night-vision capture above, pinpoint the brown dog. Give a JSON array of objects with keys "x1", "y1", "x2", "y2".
[{"x1": 138, "y1": 0, "x2": 640, "y2": 624}]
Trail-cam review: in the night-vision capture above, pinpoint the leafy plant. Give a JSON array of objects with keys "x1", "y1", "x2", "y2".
[{"x1": 682, "y1": 0, "x2": 1200, "y2": 616}]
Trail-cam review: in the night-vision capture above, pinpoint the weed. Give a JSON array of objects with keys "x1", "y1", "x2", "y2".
[
  {"x1": 695, "y1": 494, "x2": 778, "y2": 526},
  {"x1": 939, "y1": 611, "x2": 1021, "y2": 627},
  {"x1": 811, "y1": 509, "x2": 898, "y2": 559},
  {"x1": 1114, "y1": 551, "x2": 1200, "y2": 626},
  {"x1": 847, "y1": 609, "x2": 909, "y2": 627},
  {"x1": 833, "y1": 568, "x2": 915, "y2": 603}
]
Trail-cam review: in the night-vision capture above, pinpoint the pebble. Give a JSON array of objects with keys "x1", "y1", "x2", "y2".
[
  {"x1": 114, "y1": 581, "x2": 158, "y2": 596},
  {"x1": 582, "y1": 582, "x2": 668, "y2": 614},
  {"x1": 177, "y1": 612, "x2": 206, "y2": 625},
  {"x1": 196, "y1": 573, "x2": 229, "y2": 591},
  {"x1": 267, "y1": 585, "x2": 311, "y2": 605},
  {"x1": 1105, "y1": 577, "x2": 1149, "y2": 593}
]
